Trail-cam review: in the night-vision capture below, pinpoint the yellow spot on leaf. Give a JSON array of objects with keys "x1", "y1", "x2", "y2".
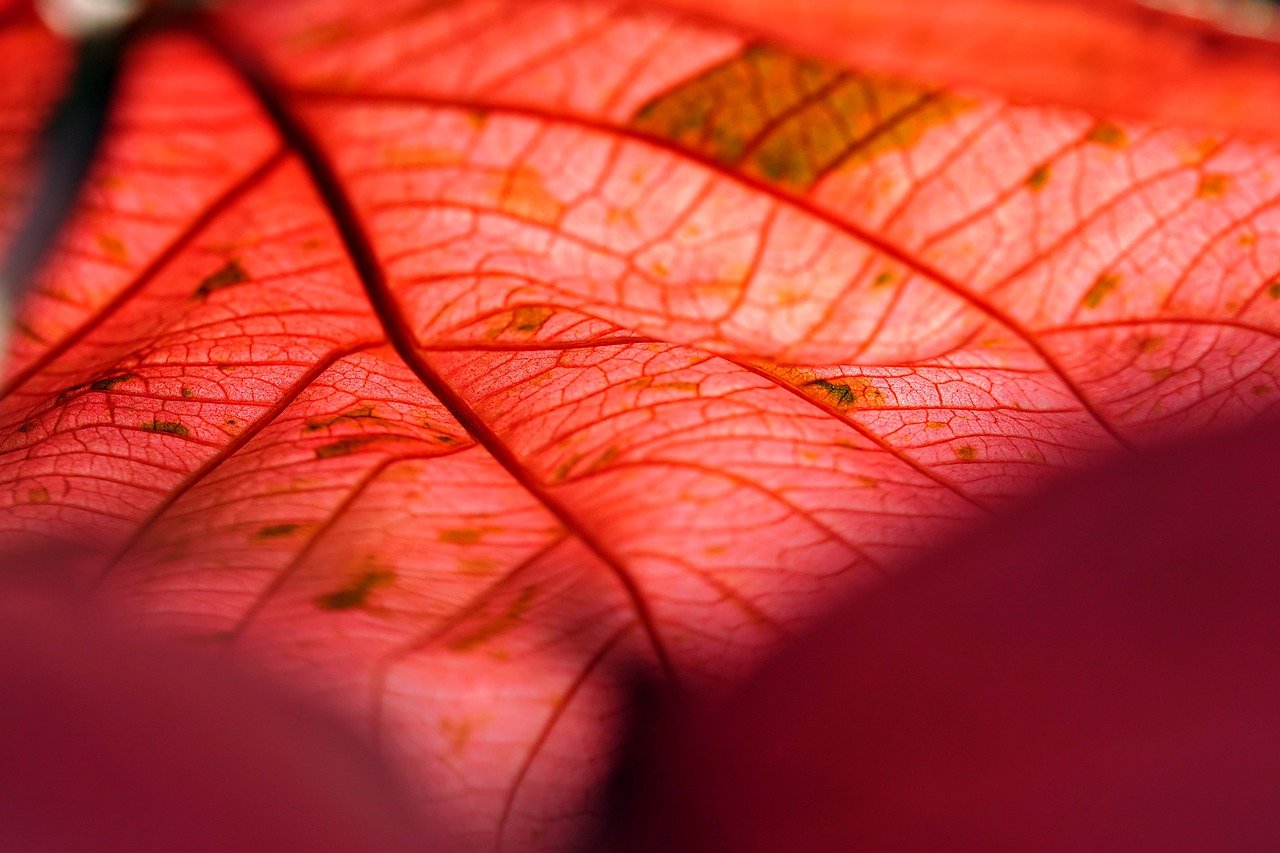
[
  {"x1": 96, "y1": 233, "x2": 128, "y2": 263},
  {"x1": 497, "y1": 166, "x2": 563, "y2": 226},
  {"x1": 440, "y1": 527, "x2": 485, "y2": 545}
]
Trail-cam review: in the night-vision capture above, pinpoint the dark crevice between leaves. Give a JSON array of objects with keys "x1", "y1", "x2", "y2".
[
  {"x1": 0, "y1": 1, "x2": 213, "y2": 312},
  {"x1": 1, "y1": 30, "x2": 127, "y2": 307}
]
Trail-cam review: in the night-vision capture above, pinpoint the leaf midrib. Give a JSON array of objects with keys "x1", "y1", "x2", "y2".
[{"x1": 190, "y1": 12, "x2": 680, "y2": 684}]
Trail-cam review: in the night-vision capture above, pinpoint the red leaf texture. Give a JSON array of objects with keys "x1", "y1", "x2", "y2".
[{"x1": 4, "y1": 0, "x2": 1280, "y2": 846}]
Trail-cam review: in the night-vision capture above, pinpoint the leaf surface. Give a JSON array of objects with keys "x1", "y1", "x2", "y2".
[
  {"x1": 654, "y1": 0, "x2": 1280, "y2": 136},
  {"x1": 4, "y1": 0, "x2": 1280, "y2": 847}
]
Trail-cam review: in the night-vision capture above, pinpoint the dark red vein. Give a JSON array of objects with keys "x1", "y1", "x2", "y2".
[
  {"x1": 496, "y1": 625, "x2": 632, "y2": 848},
  {"x1": 93, "y1": 339, "x2": 384, "y2": 586},
  {"x1": 731, "y1": 356, "x2": 990, "y2": 511},
  {"x1": 290, "y1": 85, "x2": 1133, "y2": 451},
  {"x1": 230, "y1": 447, "x2": 470, "y2": 637},
  {"x1": 0, "y1": 147, "x2": 288, "y2": 400},
  {"x1": 194, "y1": 14, "x2": 679, "y2": 686}
]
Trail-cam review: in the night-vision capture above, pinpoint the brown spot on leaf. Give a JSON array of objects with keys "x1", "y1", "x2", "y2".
[
  {"x1": 551, "y1": 453, "x2": 585, "y2": 483},
  {"x1": 304, "y1": 405, "x2": 385, "y2": 432},
  {"x1": 1082, "y1": 273, "x2": 1121, "y2": 309},
  {"x1": 511, "y1": 306, "x2": 552, "y2": 333},
  {"x1": 257, "y1": 523, "x2": 301, "y2": 539},
  {"x1": 1026, "y1": 163, "x2": 1051, "y2": 191},
  {"x1": 632, "y1": 45, "x2": 970, "y2": 190},
  {"x1": 440, "y1": 716, "x2": 476, "y2": 755},
  {"x1": 13, "y1": 321, "x2": 44, "y2": 343},
  {"x1": 196, "y1": 259, "x2": 250, "y2": 298},
  {"x1": 805, "y1": 376, "x2": 886, "y2": 410},
  {"x1": 26, "y1": 487, "x2": 49, "y2": 504},
  {"x1": 314, "y1": 570, "x2": 395, "y2": 611},
  {"x1": 1086, "y1": 122, "x2": 1128, "y2": 148},
  {"x1": 1197, "y1": 173, "x2": 1230, "y2": 199},
  {"x1": 141, "y1": 420, "x2": 190, "y2": 438},
  {"x1": 954, "y1": 445, "x2": 978, "y2": 461},
  {"x1": 96, "y1": 233, "x2": 128, "y2": 263},
  {"x1": 90, "y1": 373, "x2": 138, "y2": 392},
  {"x1": 314, "y1": 435, "x2": 381, "y2": 459}
]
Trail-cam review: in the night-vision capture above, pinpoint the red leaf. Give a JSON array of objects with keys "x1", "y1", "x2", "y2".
[
  {"x1": 605, "y1": 417, "x2": 1280, "y2": 850},
  {"x1": 3, "y1": 0, "x2": 1280, "y2": 846},
  {"x1": 653, "y1": 0, "x2": 1280, "y2": 136}
]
